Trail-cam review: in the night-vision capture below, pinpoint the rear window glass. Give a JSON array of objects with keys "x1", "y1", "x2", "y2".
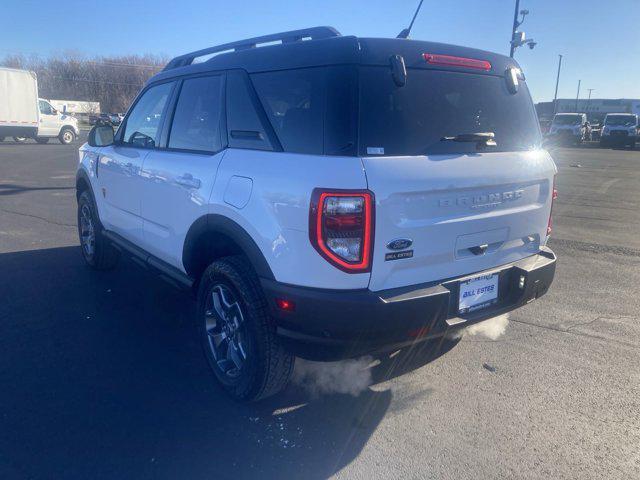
[
  {"x1": 359, "y1": 67, "x2": 541, "y2": 156},
  {"x1": 251, "y1": 67, "x2": 356, "y2": 155}
]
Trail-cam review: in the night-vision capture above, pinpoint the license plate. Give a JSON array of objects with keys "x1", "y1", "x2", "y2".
[{"x1": 458, "y1": 273, "x2": 499, "y2": 314}]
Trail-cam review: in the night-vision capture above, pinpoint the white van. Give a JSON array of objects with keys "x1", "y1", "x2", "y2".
[{"x1": 0, "y1": 67, "x2": 79, "y2": 144}]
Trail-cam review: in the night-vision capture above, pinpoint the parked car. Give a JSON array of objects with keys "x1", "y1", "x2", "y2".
[
  {"x1": 0, "y1": 67, "x2": 79, "y2": 144},
  {"x1": 108, "y1": 113, "x2": 122, "y2": 125},
  {"x1": 589, "y1": 123, "x2": 602, "y2": 142},
  {"x1": 600, "y1": 113, "x2": 639, "y2": 148},
  {"x1": 78, "y1": 27, "x2": 557, "y2": 401},
  {"x1": 547, "y1": 113, "x2": 590, "y2": 145}
]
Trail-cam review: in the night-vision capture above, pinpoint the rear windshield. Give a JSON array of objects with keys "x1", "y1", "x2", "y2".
[
  {"x1": 605, "y1": 115, "x2": 636, "y2": 126},
  {"x1": 358, "y1": 67, "x2": 541, "y2": 156},
  {"x1": 553, "y1": 114, "x2": 582, "y2": 125}
]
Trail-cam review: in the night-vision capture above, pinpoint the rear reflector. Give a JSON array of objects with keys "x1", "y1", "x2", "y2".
[
  {"x1": 276, "y1": 298, "x2": 296, "y2": 312},
  {"x1": 423, "y1": 53, "x2": 491, "y2": 71},
  {"x1": 309, "y1": 189, "x2": 374, "y2": 273}
]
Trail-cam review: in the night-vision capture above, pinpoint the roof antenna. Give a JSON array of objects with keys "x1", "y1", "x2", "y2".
[{"x1": 397, "y1": 0, "x2": 425, "y2": 39}]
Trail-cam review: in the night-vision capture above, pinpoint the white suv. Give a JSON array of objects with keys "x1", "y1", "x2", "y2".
[
  {"x1": 548, "y1": 113, "x2": 589, "y2": 145},
  {"x1": 600, "y1": 113, "x2": 639, "y2": 148},
  {"x1": 76, "y1": 27, "x2": 557, "y2": 401}
]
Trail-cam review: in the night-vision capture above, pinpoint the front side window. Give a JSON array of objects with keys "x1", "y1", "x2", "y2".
[
  {"x1": 168, "y1": 76, "x2": 223, "y2": 152},
  {"x1": 122, "y1": 82, "x2": 174, "y2": 148},
  {"x1": 39, "y1": 100, "x2": 53, "y2": 115}
]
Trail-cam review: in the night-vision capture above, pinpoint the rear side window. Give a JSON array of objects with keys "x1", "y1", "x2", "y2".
[
  {"x1": 169, "y1": 76, "x2": 223, "y2": 152},
  {"x1": 251, "y1": 67, "x2": 356, "y2": 155},
  {"x1": 359, "y1": 67, "x2": 541, "y2": 156},
  {"x1": 122, "y1": 82, "x2": 174, "y2": 148},
  {"x1": 226, "y1": 70, "x2": 273, "y2": 151}
]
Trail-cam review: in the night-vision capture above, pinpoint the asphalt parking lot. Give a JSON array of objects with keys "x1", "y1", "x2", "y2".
[{"x1": 1, "y1": 136, "x2": 639, "y2": 480}]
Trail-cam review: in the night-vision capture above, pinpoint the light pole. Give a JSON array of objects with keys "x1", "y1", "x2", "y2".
[
  {"x1": 553, "y1": 55, "x2": 563, "y2": 114},
  {"x1": 509, "y1": 0, "x2": 521, "y2": 57},
  {"x1": 510, "y1": 1, "x2": 536, "y2": 57},
  {"x1": 586, "y1": 88, "x2": 595, "y2": 113},
  {"x1": 575, "y1": 79, "x2": 581, "y2": 111}
]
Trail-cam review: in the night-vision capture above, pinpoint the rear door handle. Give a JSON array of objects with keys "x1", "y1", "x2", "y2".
[{"x1": 176, "y1": 174, "x2": 201, "y2": 189}]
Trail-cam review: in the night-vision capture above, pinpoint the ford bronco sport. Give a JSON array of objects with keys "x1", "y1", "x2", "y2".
[{"x1": 76, "y1": 27, "x2": 557, "y2": 401}]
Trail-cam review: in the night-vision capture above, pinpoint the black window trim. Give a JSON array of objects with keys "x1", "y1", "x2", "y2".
[
  {"x1": 115, "y1": 78, "x2": 178, "y2": 150},
  {"x1": 227, "y1": 68, "x2": 283, "y2": 153}
]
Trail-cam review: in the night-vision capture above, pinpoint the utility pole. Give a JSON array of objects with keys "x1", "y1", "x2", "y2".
[
  {"x1": 553, "y1": 54, "x2": 563, "y2": 114},
  {"x1": 586, "y1": 88, "x2": 595, "y2": 113},
  {"x1": 575, "y1": 79, "x2": 581, "y2": 111},
  {"x1": 509, "y1": 0, "x2": 521, "y2": 57}
]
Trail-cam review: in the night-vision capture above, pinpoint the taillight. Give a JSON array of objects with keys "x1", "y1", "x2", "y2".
[
  {"x1": 309, "y1": 189, "x2": 374, "y2": 273},
  {"x1": 547, "y1": 177, "x2": 558, "y2": 236},
  {"x1": 423, "y1": 53, "x2": 491, "y2": 71}
]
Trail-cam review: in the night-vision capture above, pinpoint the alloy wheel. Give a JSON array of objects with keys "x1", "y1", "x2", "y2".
[
  {"x1": 79, "y1": 204, "x2": 95, "y2": 258},
  {"x1": 204, "y1": 284, "x2": 248, "y2": 378}
]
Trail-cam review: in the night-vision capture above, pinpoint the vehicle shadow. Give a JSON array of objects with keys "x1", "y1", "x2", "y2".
[
  {"x1": 0, "y1": 246, "x2": 447, "y2": 480},
  {"x1": 0, "y1": 183, "x2": 75, "y2": 196}
]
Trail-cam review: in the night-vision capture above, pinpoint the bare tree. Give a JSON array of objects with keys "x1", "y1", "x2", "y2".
[{"x1": 1, "y1": 52, "x2": 167, "y2": 113}]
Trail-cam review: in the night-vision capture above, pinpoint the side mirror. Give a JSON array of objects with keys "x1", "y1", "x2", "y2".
[
  {"x1": 52, "y1": 109, "x2": 58, "y2": 115},
  {"x1": 88, "y1": 125, "x2": 114, "y2": 147}
]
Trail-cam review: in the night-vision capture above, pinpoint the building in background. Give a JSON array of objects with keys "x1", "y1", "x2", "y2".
[{"x1": 536, "y1": 99, "x2": 640, "y2": 123}]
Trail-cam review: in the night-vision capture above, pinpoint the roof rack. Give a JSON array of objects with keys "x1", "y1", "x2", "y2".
[{"x1": 163, "y1": 26, "x2": 341, "y2": 71}]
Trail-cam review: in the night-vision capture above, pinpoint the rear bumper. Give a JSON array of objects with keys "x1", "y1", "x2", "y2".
[{"x1": 261, "y1": 248, "x2": 556, "y2": 360}]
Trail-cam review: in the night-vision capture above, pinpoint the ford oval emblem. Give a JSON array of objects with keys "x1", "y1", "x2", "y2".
[{"x1": 386, "y1": 238, "x2": 413, "y2": 250}]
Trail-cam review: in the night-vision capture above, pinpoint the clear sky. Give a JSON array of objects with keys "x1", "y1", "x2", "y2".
[{"x1": 2, "y1": 0, "x2": 638, "y2": 102}]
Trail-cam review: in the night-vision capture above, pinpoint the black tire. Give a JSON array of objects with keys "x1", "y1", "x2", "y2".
[
  {"x1": 58, "y1": 127, "x2": 75, "y2": 145},
  {"x1": 13, "y1": 136, "x2": 27, "y2": 143},
  {"x1": 35, "y1": 137, "x2": 49, "y2": 144},
  {"x1": 197, "y1": 256, "x2": 294, "y2": 402},
  {"x1": 77, "y1": 190, "x2": 120, "y2": 270}
]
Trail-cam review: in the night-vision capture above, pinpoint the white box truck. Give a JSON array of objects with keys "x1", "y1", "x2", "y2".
[{"x1": 0, "y1": 67, "x2": 79, "y2": 144}]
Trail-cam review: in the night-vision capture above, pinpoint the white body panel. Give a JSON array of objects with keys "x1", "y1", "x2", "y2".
[
  {"x1": 96, "y1": 144, "x2": 148, "y2": 243},
  {"x1": 140, "y1": 149, "x2": 224, "y2": 266},
  {"x1": 363, "y1": 150, "x2": 557, "y2": 291},
  {"x1": 80, "y1": 141, "x2": 556, "y2": 293},
  {"x1": 211, "y1": 149, "x2": 370, "y2": 289},
  {"x1": 0, "y1": 67, "x2": 39, "y2": 129}
]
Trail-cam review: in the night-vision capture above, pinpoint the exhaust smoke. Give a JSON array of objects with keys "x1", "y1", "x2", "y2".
[
  {"x1": 449, "y1": 313, "x2": 510, "y2": 340},
  {"x1": 292, "y1": 356, "x2": 374, "y2": 397}
]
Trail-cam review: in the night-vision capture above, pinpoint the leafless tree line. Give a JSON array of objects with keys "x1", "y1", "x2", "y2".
[{"x1": 1, "y1": 53, "x2": 168, "y2": 113}]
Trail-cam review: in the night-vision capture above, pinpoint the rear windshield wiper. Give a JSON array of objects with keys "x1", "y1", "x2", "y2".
[{"x1": 440, "y1": 132, "x2": 497, "y2": 147}]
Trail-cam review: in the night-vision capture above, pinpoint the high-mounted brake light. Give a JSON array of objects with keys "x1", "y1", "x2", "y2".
[
  {"x1": 547, "y1": 177, "x2": 558, "y2": 236},
  {"x1": 309, "y1": 190, "x2": 374, "y2": 273},
  {"x1": 423, "y1": 53, "x2": 492, "y2": 71}
]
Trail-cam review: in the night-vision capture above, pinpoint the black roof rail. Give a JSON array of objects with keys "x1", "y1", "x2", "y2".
[{"x1": 163, "y1": 26, "x2": 341, "y2": 71}]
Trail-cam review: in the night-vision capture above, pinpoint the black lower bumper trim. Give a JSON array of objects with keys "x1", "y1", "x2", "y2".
[{"x1": 261, "y1": 248, "x2": 556, "y2": 360}]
